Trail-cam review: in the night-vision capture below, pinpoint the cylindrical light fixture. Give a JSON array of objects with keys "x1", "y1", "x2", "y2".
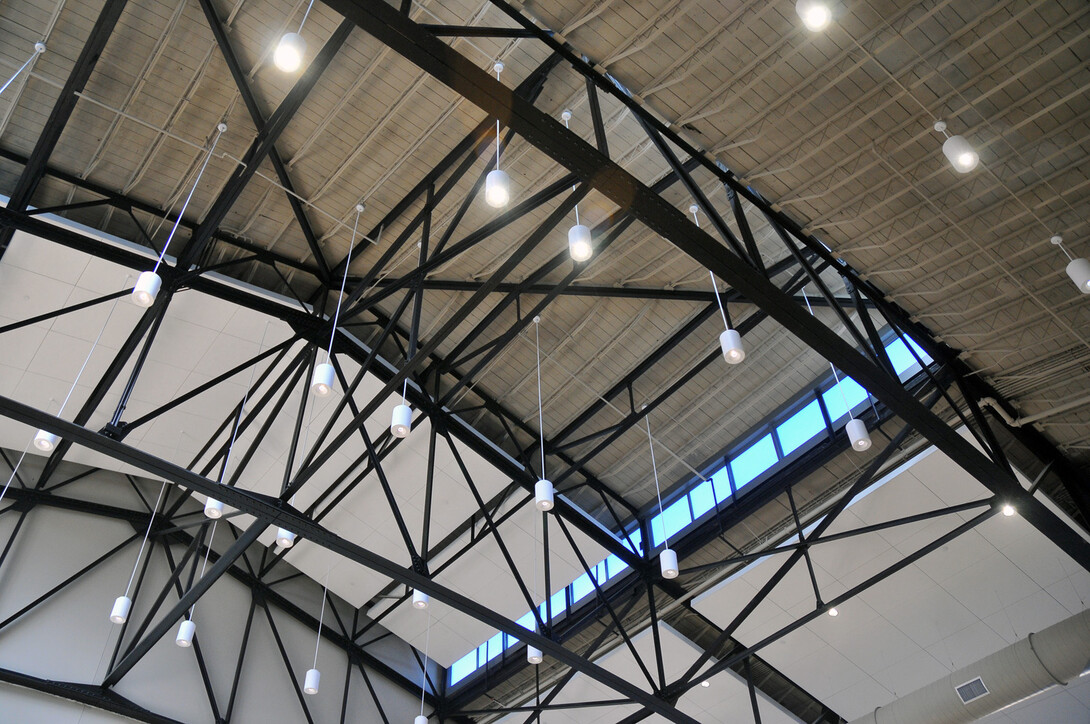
[
  {"x1": 303, "y1": 667, "x2": 320, "y2": 695},
  {"x1": 846, "y1": 417, "x2": 872, "y2": 451},
  {"x1": 484, "y1": 169, "x2": 510, "y2": 208},
  {"x1": 412, "y1": 589, "x2": 430, "y2": 610},
  {"x1": 275, "y1": 528, "x2": 296, "y2": 548},
  {"x1": 1002, "y1": 503, "x2": 1016, "y2": 517},
  {"x1": 204, "y1": 498, "x2": 224, "y2": 519},
  {"x1": 526, "y1": 645, "x2": 543, "y2": 665},
  {"x1": 391, "y1": 403, "x2": 412, "y2": 438},
  {"x1": 1052, "y1": 235, "x2": 1090, "y2": 294},
  {"x1": 568, "y1": 224, "x2": 592, "y2": 262},
  {"x1": 310, "y1": 362, "x2": 335, "y2": 397},
  {"x1": 131, "y1": 270, "x2": 162, "y2": 308},
  {"x1": 796, "y1": 0, "x2": 832, "y2": 31},
  {"x1": 534, "y1": 478, "x2": 554, "y2": 511},
  {"x1": 176, "y1": 618, "x2": 196, "y2": 647},
  {"x1": 135, "y1": 123, "x2": 226, "y2": 307},
  {"x1": 660, "y1": 548, "x2": 679, "y2": 579},
  {"x1": 719, "y1": 328, "x2": 745, "y2": 364},
  {"x1": 415, "y1": 716, "x2": 428, "y2": 724},
  {"x1": 33, "y1": 430, "x2": 58, "y2": 452},
  {"x1": 110, "y1": 595, "x2": 132, "y2": 625},
  {"x1": 828, "y1": 607, "x2": 839, "y2": 617},
  {"x1": 274, "y1": 32, "x2": 306, "y2": 73},
  {"x1": 934, "y1": 121, "x2": 978, "y2": 173}
]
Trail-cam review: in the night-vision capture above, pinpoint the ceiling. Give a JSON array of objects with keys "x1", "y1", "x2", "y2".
[{"x1": 0, "y1": 0, "x2": 1088, "y2": 721}]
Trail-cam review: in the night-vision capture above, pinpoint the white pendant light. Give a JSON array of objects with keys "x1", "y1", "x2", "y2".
[
  {"x1": 691, "y1": 205, "x2": 745, "y2": 365},
  {"x1": 828, "y1": 607, "x2": 839, "y2": 617},
  {"x1": 33, "y1": 430, "x2": 59, "y2": 452},
  {"x1": 112, "y1": 480, "x2": 169, "y2": 624},
  {"x1": 391, "y1": 402, "x2": 412, "y2": 438},
  {"x1": 36, "y1": 287, "x2": 126, "y2": 453},
  {"x1": 796, "y1": 0, "x2": 832, "y2": 31},
  {"x1": 204, "y1": 498, "x2": 224, "y2": 519},
  {"x1": 134, "y1": 123, "x2": 226, "y2": 308},
  {"x1": 535, "y1": 479, "x2": 554, "y2": 511},
  {"x1": 803, "y1": 288, "x2": 871, "y2": 453},
  {"x1": 0, "y1": 41, "x2": 46, "y2": 97},
  {"x1": 110, "y1": 595, "x2": 132, "y2": 625},
  {"x1": 484, "y1": 62, "x2": 512, "y2": 209},
  {"x1": 412, "y1": 589, "x2": 430, "y2": 610},
  {"x1": 275, "y1": 528, "x2": 297, "y2": 548},
  {"x1": 933, "y1": 121, "x2": 978, "y2": 173},
  {"x1": 313, "y1": 204, "x2": 364, "y2": 398},
  {"x1": 310, "y1": 362, "x2": 334, "y2": 397},
  {"x1": 1051, "y1": 235, "x2": 1090, "y2": 294},
  {"x1": 415, "y1": 716, "x2": 428, "y2": 724},
  {"x1": 303, "y1": 667, "x2": 320, "y2": 695},
  {"x1": 660, "y1": 548, "x2": 679, "y2": 579},
  {"x1": 532, "y1": 317, "x2": 554, "y2": 512},
  {"x1": 305, "y1": 567, "x2": 330, "y2": 695},
  {"x1": 1002, "y1": 503, "x2": 1016, "y2": 517},
  {"x1": 526, "y1": 645, "x2": 543, "y2": 665},
  {"x1": 176, "y1": 618, "x2": 196, "y2": 647},
  {"x1": 561, "y1": 109, "x2": 593, "y2": 262},
  {"x1": 178, "y1": 519, "x2": 217, "y2": 649},
  {"x1": 846, "y1": 417, "x2": 872, "y2": 451},
  {"x1": 274, "y1": 0, "x2": 314, "y2": 73},
  {"x1": 274, "y1": 32, "x2": 307, "y2": 72},
  {"x1": 644, "y1": 411, "x2": 680, "y2": 579},
  {"x1": 568, "y1": 224, "x2": 592, "y2": 262}
]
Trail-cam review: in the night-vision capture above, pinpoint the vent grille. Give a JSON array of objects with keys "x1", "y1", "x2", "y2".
[{"x1": 955, "y1": 677, "x2": 989, "y2": 704}]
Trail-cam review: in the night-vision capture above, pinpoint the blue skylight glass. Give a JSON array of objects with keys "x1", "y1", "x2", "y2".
[
  {"x1": 689, "y1": 479, "x2": 717, "y2": 519},
  {"x1": 776, "y1": 399, "x2": 826, "y2": 456},
  {"x1": 730, "y1": 433, "x2": 777, "y2": 489},
  {"x1": 652, "y1": 496, "x2": 693, "y2": 547},
  {"x1": 822, "y1": 376, "x2": 868, "y2": 422}
]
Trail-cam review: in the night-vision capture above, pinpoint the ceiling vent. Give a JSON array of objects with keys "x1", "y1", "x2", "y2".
[{"x1": 955, "y1": 676, "x2": 989, "y2": 704}]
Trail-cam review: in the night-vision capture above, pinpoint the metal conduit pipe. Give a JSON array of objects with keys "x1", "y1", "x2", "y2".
[
  {"x1": 850, "y1": 609, "x2": 1090, "y2": 724},
  {"x1": 979, "y1": 394, "x2": 1090, "y2": 428}
]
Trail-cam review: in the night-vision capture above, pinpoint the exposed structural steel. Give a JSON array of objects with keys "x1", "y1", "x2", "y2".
[{"x1": 0, "y1": 0, "x2": 1085, "y2": 722}]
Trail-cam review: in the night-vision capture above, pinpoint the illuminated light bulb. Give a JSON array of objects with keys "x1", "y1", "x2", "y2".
[
  {"x1": 484, "y1": 169, "x2": 510, "y2": 208},
  {"x1": 274, "y1": 32, "x2": 306, "y2": 73},
  {"x1": 796, "y1": 0, "x2": 832, "y2": 31}
]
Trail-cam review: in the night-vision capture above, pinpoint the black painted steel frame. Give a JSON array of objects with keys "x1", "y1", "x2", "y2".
[{"x1": 0, "y1": 0, "x2": 1086, "y2": 722}]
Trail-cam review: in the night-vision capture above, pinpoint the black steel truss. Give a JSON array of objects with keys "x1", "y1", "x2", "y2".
[{"x1": 0, "y1": 0, "x2": 1086, "y2": 722}]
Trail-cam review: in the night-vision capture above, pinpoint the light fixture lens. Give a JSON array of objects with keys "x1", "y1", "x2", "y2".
[
  {"x1": 660, "y1": 548, "x2": 679, "y2": 579},
  {"x1": 110, "y1": 595, "x2": 132, "y2": 624},
  {"x1": 132, "y1": 271, "x2": 162, "y2": 308},
  {"x1": 700, "y1": 680, "x2": 711, "y2": 688},
  {"x1": 303, "y1": 667, "x2": 320, "y2": 695},
  {"x1": 828, "y1": 607, "x2": 839, "y2": 617},
  {"x1": 412, "y1": 589, "x2": 430, "y2": 610},
  {"x1": 204, "y1": 498, "x2": 224, "y2": 519},
  {"x1": 719, "y1": 328, "x2": 745, "y2": 365},
  {"x1": 941, "y1": 134, "x2": 979, "y2": 172},
  {"x1": 176, "y1": 618, "x2": 196, "y2": 647},
  {"x1": 535, "y1": 479, "x2": 555, "y2": 511},
  {"x1": 568, "y1": 224, "x2": 592, "y2": 262},
  {"x1": 391, "y1": 403, "x2": 412, "y2": 438},
  {"x1": 415, "y1": 716, "x2": 428, "y2": 724},
  {"x1": 1002, "y1": 503, "x2": 1015, "y2": 517},
  {"x1": 527, "y1": 645, "x2": 543, "y2": 665},
  {"x1": 1065, "y1": 258, "x2": 1090, "y2": 294},
  {"x1": 796, "y1": 0, "x2": 832, "y2": 31},
  {"x1": 484, "y1": 169, "x2": 511, "y2": 208},
  {"x1": 274, "y1": 32, "x2": 306, "y2": 72},
  {"x1": 275, "y1": 528, "x2": 296, "y2": 548},
  {"x1": 846, "y1": 418, "x2": 871, "y2": 452},
  {"x1": 33, "y1": 429, "x2": 59, "y2": 452},
  {"x1": 311, "y1": 362, "x2": 335, "y2": 397}
]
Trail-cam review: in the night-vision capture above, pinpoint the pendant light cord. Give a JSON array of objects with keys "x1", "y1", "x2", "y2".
[
  {"x1": 123, "y1": 480, "x2": 169, "y2": 598},
  {"x1": 0, "y1": 42, "x2": 45, "y2": 96},
  {"x1": 0, "y1": 438, "x2": 34, "y2": 506},
  {"x1": 188, "y1": 519, "x2": 218, "y2": 620},
  {"x1": 562, "y1": 111, "x2": 580, "y2": 224},
  {"x1": 534, "y1": 317, "x2": 546, "y2": 480},
  {"x1": 313, "y1": 566, "x2": 330, "y2": 668},
  {"x1": 152, "y1": 124, "x2": 226, "y2": 273},
  {"x1": 644, "y1": 414, "x2": 669, "y2": 549},
  {"x1": 57, "y1": 285, "x2": 126, "y2": 418},
  {"x1": 326, "y1": 205, "x2": 363, "y2": 363},
  {"x1": 692, "y1": 205, "x2": 733, "y2": 330},
  {"x1": 803, "y1": 287, "x2": 855, "y2": 421},
  {"x1": 419, "y1": 606, "x2": 432, "y2": 716},
  {"x1": 297, "y1": 0, "x2": 316, "y2": 33},
  {"x1": 494, "y1": 63, "x2": 503, "y2": 171}
]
